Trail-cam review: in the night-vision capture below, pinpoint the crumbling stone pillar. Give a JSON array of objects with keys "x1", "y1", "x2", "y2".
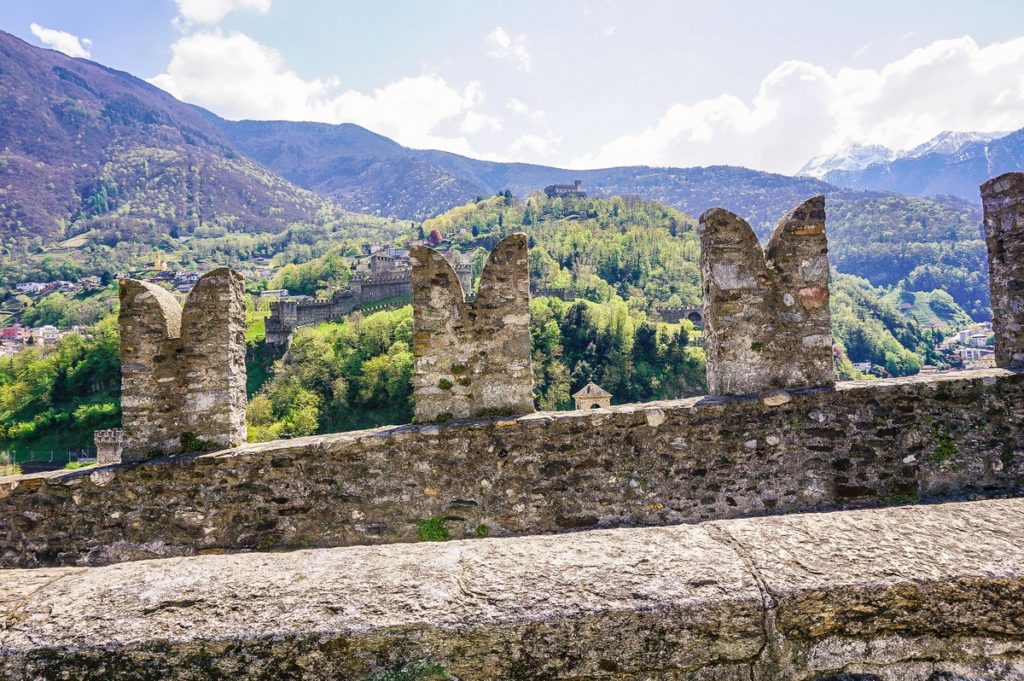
[
  {"x1": 411, "y1": 234, "x2": 534, "y2": 421},
  {"x1": 92, "y1": 429, "x2": 123, "y2": 465},
  {"x1": 981, "y1": 172, "x2": 1024, "y2": 370},
  {"x1": 119, "y1": 267, "x2": 246, "y2": 460},
  {"x1": 699, "y1": 196, "x2": 834, "y2": 395}
]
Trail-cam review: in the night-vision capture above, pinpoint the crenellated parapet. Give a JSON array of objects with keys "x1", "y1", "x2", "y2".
[
  {"x1": 92, "y1": 428, "x2": 123, "y2": 465},
  {"x1": 119, "y1": 267, "x2": 246, "y2": 460},
  {"x1": 700, "y1": 196, "x2": 834, "y2": 395},
  {"x1": 411, "y1": 233, "x2": 534, "y2": 421},
  {"x1": 981, "y1": 172, "x2": 1024, "y2": 370}
]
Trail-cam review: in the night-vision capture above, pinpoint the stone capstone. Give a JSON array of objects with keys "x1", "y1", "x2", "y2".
[
  {"x1": 1, "y1": 499, "x2": 1022, "y2": 680},
  {"x1": 119, "y1": 268, "x2": 246, "y2": 460},
  {"x1": 699, "y1": 196, "x2": 835, "y2": 395},
  {"x1": 411, "y1": 234, "x2": 534, "y2": 421}
]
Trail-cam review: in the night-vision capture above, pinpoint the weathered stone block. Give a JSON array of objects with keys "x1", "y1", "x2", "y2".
[
  {"x1": 2, "y1": 499, "x2": 1023, "y2": 680},
  {"x1": 119, "y1": 268, "x2": 246, "y2": 460},
  {"x1": 411, "y1": 234, "x2": 534, "y2": 421},
  {"x1": 981, "y1": 171, "x2": 1024, "y2": 370},
  {"x1": 700, "y1": 196, "x2": 835, "y2": 395}
]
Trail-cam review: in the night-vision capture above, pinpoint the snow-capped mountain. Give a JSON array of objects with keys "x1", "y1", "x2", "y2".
[
  {"x1": 897, "y1": 130, "x2": 1010, "y2": 160},
  {"x1": 797, "y1": 144, "x2": 896, "y2": 179}
]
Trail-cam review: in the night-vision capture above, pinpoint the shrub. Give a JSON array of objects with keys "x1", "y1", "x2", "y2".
[{"x1": 416, "y1": 517, "x2": 449, "y2": 542}]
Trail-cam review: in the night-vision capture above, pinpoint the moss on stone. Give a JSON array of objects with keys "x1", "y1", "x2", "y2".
[
  {"x1": 416, "y1": 517, "x2": 449, "y2": 542},
  {"x1": 437, "y1": 379, "x2": 453, "y2": 391},
  {"x1": 180, "y1": 432, "x2": 218, "y2": 454},
  {"x1": 474, "y1": 523, "x2": 490, "y2": 538},
  {"x1": 364, "y1": 661, "x2": 451, "y2": 681},
  {"x1": 475, "y1": 406, "x2": 517, "y2": 419},
  {"x1": 929, "y1": 429, "x2": 957, "y2": 463}
]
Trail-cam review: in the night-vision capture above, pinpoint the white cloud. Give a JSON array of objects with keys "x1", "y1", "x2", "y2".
[
  {"x1": 506, "y1": 98, "x2": 544, "y2": 120},
  {"x1": 461, "y1": 111, "x2": 503, "y2": 134},
  {"x1": 173, "y1": 0, "x2": 271, "y2": 25},
  {"x1": 149, "y1": 30, "x2": 485, "y2": 155},
  {"x1": 487, "y1": 26, "x2": 531, "y2": 71},
  {"x1": 509, "y1": 131, "x2": 562, "y2": 160},
  {"x1": 29, "y1": 23, "x2": 91, "y2": 59},
  {"x1": 576, "y1": 35, "x2": 1024, "y2": 173}
]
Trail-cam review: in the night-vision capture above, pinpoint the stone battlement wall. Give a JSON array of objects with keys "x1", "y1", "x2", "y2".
[
  {"x1": 118, "y1": 268, "x2": 246, "y2": 460},
  {"x1": 0, "y1": 368, "x2": 1021, "y2": 568},
  {"x1": 2, "y1": 498, "x2": 1022, "y2": 680},
  {"x1": 411, "y1": 234, "x2": 534, "y2": 421}
]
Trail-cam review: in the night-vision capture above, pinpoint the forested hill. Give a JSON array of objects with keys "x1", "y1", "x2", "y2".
[
  {"x1": 0, "y1": 30, "x2": 328, "y2": 246},
  {"x1": 429, "y1": 191, "x2": 988, "y2": 320},
  {"x1": 428, "y1": 193, "x2": 957, "y2": 373}
]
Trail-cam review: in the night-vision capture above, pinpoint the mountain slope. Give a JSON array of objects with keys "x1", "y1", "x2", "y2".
[
  {"x1": 822, "y1": 129, "x2": 1024, "y2": 201},
  {"x1": 0, "y1": 30, "x2": 327, "y2": 245}
]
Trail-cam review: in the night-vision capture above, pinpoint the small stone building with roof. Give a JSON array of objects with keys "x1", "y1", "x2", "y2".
[{"x1": 573, "y1": 382, "x2": 612, "y2": 410}]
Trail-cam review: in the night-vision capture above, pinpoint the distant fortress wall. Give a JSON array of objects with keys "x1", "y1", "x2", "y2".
[{"x1": 264, "y1": 264, "x2": 471, "y2": 346}]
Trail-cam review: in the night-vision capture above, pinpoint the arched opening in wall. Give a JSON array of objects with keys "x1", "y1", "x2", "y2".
[
  {"x1": 687, "y1": 311, "x2": 702, "y2": 325},
  {"x1": 590, "y1": 403, "x2": 601, "y2": 409}
]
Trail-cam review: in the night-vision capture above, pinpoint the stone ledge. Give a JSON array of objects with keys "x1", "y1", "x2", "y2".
[{"x1": 2, "y1": 498, "x2": 1023, "y2": 680}]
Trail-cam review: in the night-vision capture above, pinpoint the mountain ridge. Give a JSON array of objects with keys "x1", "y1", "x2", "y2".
[{"x1": 0, "y1": 29, "x2": 329, "y2": 246}]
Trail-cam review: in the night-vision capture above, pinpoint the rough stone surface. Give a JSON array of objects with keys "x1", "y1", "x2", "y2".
[
  {"x1": 1, "y1": 369, "x2": 1021, "y2": 569},
  {"x1": 2, "y1": 499, "x2": 1022, "y2": 680},
  {"x1": 700, "y1": 197, "x2": 834, "y2": 395},
  {"x1": 412, "y1": 233, "x2": 534, "y2": 421},
  {"x1": 981, "y1": 171, "x2": 1024, "y2": 370},
  {"x1": 119, "y1": 268, "x2": 247, "y2": 460}
]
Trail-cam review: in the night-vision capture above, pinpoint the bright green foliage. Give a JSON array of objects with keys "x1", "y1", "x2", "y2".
[
  {"x1": 0, "y1": 315, "x2": 120, "y2": 458},
  {"x1": 416, "y1": 517, "x2": 450, "y2": 542},
  {"x1": 63, "y1": 460, "x2": 94, "y2": 470},
  {"x1": 831, "y1": 273, "x2": 943, "y2": 377},
  {"x1": 21, "y1": 286, "x2": 117, "y2": 328},
  {"x1": 428, "y1": 193, "x2": 701, "y2": 309},
  {"x1": 247, "y1": 307, "x2": 415, "y2": 440},
  {"x1": 270, "y1": 249, "x2": 350, "y2": 297},
  {"x1": 531, "y1": 297, "x2": 705, "y2": 408}
]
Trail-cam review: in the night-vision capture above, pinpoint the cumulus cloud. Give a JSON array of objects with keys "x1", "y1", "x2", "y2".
[
  {"x1": 149, "y1": 31, "x2": 485, "y2": 154},
  {"x1": 29, "y1": 23, "x2": 91, "y2": 58},
  {"x1": 487, "y1": 27, "x2": 531, "y2": 71},
  {"x1": 461, "y1": 111, "x2": 503, "y2": 134},
  {"x1": 509, "y1": 131, "x2": 562, "y2": 159},
  {"x1": 576, "y1": 35, "x2": 1024, "y2": 173},
  {"x1": 506, "y1": 98, "x2": 544, "y2": 120},
  {"x1": 174, "y1": 0, "x2": 271, "y2": 25}
]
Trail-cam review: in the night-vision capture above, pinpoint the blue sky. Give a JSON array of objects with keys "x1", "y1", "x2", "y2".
[{"x1": 3, "y1": 0, "x2": 1024, "y2": 173}]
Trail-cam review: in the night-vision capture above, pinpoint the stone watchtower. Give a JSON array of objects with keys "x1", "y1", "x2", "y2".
[
  {"x1": 92, "y1": 429, "x2": 123, "y2": 465},
  {"x1": 411, "y1": 234, "x2": 534, "y2": 421},
  {"x1": 119, "y1": 268, "x2": 247, "y2": 460},
  {"x1": 981, "y1": 172, "x2": 1024, "y2": 370}
]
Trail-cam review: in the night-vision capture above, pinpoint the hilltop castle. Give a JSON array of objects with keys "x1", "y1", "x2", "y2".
[{"x1": 544, "y1": 179, "x2": 586, "y2": 198}]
